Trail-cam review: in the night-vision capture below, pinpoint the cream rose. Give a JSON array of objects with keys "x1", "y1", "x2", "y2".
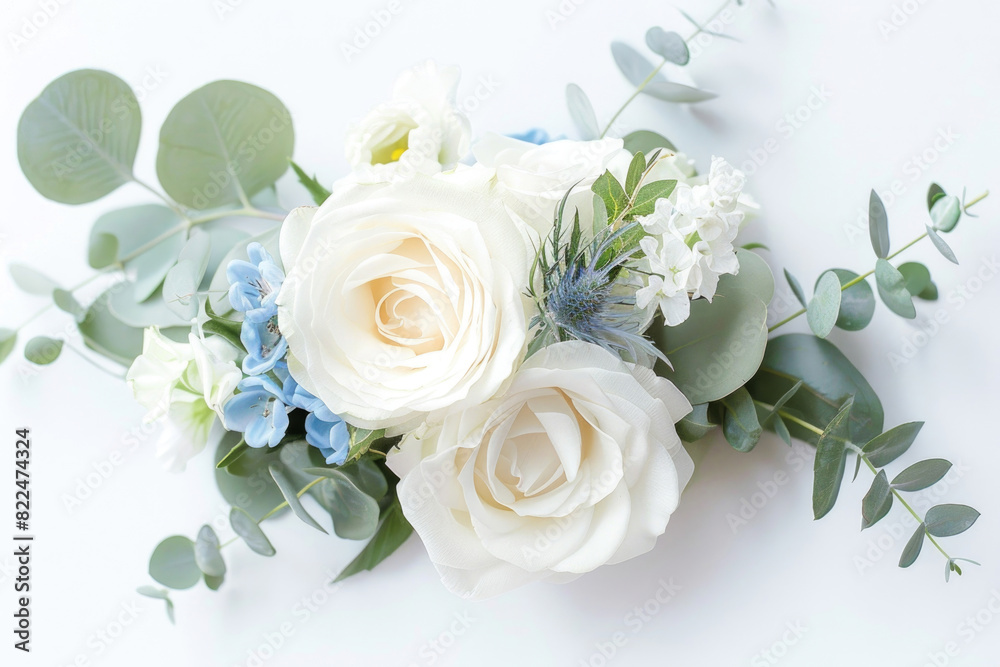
[
  {"x1": 276, "y1": 169, "x2": 533, "y2": 432},
  {"x1": 472, "y1": 134, "x2": 632, "y2": 235},
  {"x1": 387, "y1": 340, "x2": 695, "y2": 599},
  {"x1": 345, "y1": 61, "x2": 471, "y2": 183}
]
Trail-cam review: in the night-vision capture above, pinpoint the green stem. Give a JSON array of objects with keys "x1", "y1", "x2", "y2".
[
  {"x1": 64, "y1": 344, "x2": 126, "y2": 379},
  {"x1": 599, "y1": 0, "x2": 735, "y2": 138},
  {"x1": 257, "y1": 476, "x2": 325, "y2": 523},
  {"x1": 767, "y1": 190, "x2": 989, "y2": 333}
]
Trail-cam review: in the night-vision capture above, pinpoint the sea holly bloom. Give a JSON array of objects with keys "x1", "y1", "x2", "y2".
[
  {"x1": 223, "y1": 376, "x2": 289, "y2": 448},
  {"x1": 227, "y1": 242, "x2": 284, "y2": 323},
  {"x1": 240, "y1": 313, "x2": 287, "y2": 375}
]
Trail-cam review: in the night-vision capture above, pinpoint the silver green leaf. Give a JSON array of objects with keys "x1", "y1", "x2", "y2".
[
  {"x1": 924, "y1": 504, "x2": 980, "y2": 537},
  {"x1": 861, "y1": 469, "x2": 892, "y2": 530},
  {"x1": 645, "y1": 27, "x2": 690, "y2": 65},
  {"x1": 812, "y1": 398, "x2": 854, "y2": 520},
  {"x1": 862, "y1": 421, "x2": 923, "y2": 467},
  {"x1": 898, "y1": 523, "x2": 924, "y2": 568},
  {"x1": 320, "y1": 472, "x2": 380, "y2": 541},
  {"x1": 643, "y1": 81, "x2": 717, "y2": 104},
  {"x1": 565, "y1": 83, "x2": 599, "y2": 140},
  {"x1": 611, "y1": 41, "x2": 661, "y2": 87},
  {"x1": 156, "y1": 80, "x2": 294, "y2": 209},
  {"x1": 17, "y1": 69, "x2": 140, "y2": 204},
  {"x1": 622, "y1": 130, "x2": 677, "y2": 154},
  {"x1": 78, "y1": 290, "x2": 145, "y2": 365},
  {"x1": 806, "y1": 271, "x2": 841, "y2": 339},
  {"x1": 929, "y1": 195, "x2": 961, "y2": 232},
  {"x1": 720, "y1": 387, "x2": 762, "y2": 453},
  {"x1": 24, "y1": 336, "x2": 63, "y2": 365},
  {"x1": 0, "y1": 329, "x2": 17, "y2": 365},
  {"x1": 148, "y1": 536, "x2": 201, "y2": 590},
  {"x1": 926, "y1": 183, "x2": 946, "y2": 210},
  {"x1": 868, "y1": 190, "x2": 890, "y2": 258},
  {"x1": 88, "y1": 233, "x2": 119, "y2": 270},
  {"x1": 891, "y1": 459, "x2": 951, "y2": 492},
  {"x1": 784, "y1": 268, "x2": 807, "y2": 308},
  {"x1": 268, "y1": 465, "x2": 328, "y2": 534},
  {"x1": 925, "y1": 225, "x2": 958, "y2": 264},
  {"x1": 9, "y1": 263, "x2": 59, "y2": 296},
  {"x1": 194, "y1": 525, "x2": 226, "y2": 578},
  {"x1": 874, "y1": 258, "x2": 915, "y2": 319},
  {"x1": 53, "y1": 288, "x2": 86, "y2": 321},
  {"x1": 896, "y1": 262, "x2": 931, "y2": 302},
  {"x1": 230, "y1": 507, "x2": 276, "y2": 557},
  {"x1": 817, "y1": 269, "x2": 874, "y2": 331}
]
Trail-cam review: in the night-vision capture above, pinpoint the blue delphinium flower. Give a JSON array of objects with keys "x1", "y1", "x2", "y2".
[
  {"x1": 223, "y1": 376, "x2": 289, "y2": 448},
  {"x1": 240, "y1": 314, "x2": 287, "y2": 375},
  {"x1": 305, "y1": 413, "x2": 350, "y2": 465},
  {"x1": 227, "y1": 243, "x2": 284, "y2": 323},
  {"x1": 509, "y1": 128, "x2": 552, "y2": 145}
]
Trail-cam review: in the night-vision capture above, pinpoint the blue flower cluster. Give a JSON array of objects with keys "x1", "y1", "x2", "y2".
[{"x1": 222, "y1": 243, "x2": 349, "y2": 464}]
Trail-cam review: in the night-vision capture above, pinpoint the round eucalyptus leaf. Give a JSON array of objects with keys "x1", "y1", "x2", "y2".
[
  {"x1": 622, "y1": 130, "x2": 677, "y2": 154},
  {"x1": 924, "y1": 504, "x2": 980, "y2": 537},
  {"x1": 53, "y1": 288, "x2": 87, "y2": 322},
  {"x1": 806, "y1": 271, "x2": 841, "y2": 339},
  {"x1": 156, "y1": 80, "x2": 294, "y2": 209},
  {"x1": 108, "y1": 284, "x2": 190, "y2": 328},
  {"x1": 229, "y1": 507, "x2": 276, "y2": 557},
  {"x1": 917, "y1": 280, "x2": 939, "y2": 301},
  {"x1": 78, "y1": 290, "x2": 145, "y2": 366},
  {"x1": 611, "y1": 41, "x2": 662, "y2": 87},
  {"x1": 723, "y1": 249, "x2": 774, "y2": 305},
  {"x1": 930, "y1": 195, "x2": 961, "y2": 232},
  {"x1": 87, "y1": 233, "x2": 119, "y2": 270},
  {"x1": 816, "y1": 269, "x2": 874, "y2": 332},
  {"x1": 875, "y1": 259, "x2": 916, "y2": 319},
  {"x1": 9, "y1": 263, "x2": 59, "y2": 296},
  {"x1": 320, "y1": 473, "x2": 381, "y2": 541},
  {"x1": 204, "y1": 573, "x2": 225, "y2": 591},
  {"x1": 897, "y1": 262, "x2": 931, "y2": 298},
  {"x1": 0, "y1": 329, "x2": 17, "y2": 365},
  {"x1": 149, "y1": 536, "x2": 201, "y2": 590},
  {"x1": 565, "y1": 84, "x2": 599, "y2": 140},
  {"x1": 17, "y1": 69, "x2": 140, "y2": 204},
  {"x1": 194, "y1": 525, "x2": 226, "y2": 577},
  {"x1": 339, "y1": 458, "x2": 389, "y2": 501},
  {"x1": 653, "y1": 285, "x2": 768, "y2": 405},
  {"x1": 645, "y1": 27, "x2": 690, "y2": 65},
  {"x1": 24, "y1": 336, "x2": 63, "y2": 365},
  {"x1": 213, "y1": 436, "x2": 285, "y2": 519}
]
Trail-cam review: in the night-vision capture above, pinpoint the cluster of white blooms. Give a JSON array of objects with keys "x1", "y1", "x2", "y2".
[{"x1": 635, "y1": 156, "x2": 748, "y2": 326}]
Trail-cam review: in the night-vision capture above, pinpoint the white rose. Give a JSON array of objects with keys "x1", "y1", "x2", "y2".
[
  {"x1": 387, "y1": 340, "x2": 694, "y2": 599},
  {"x1": 126, "y1": 328, "x2": 242, "y2": 471},
  {"x1": 472, "y1": 134, "x2": 631, "y2": 236},
  {"x1": 276, "y1": 169, "x2": 533, "y2": 432},
  {"x1": 345, "y1": 61, "x2": 471, "y2": 184}
]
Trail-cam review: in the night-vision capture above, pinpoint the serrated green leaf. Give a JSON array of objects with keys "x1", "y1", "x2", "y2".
[
  {"x1": 926, "y1": 225, "x2": 958, "y2": 264},
  {"x1": 812, "y1": 398, "x2": 854, "y2": 520},
  {"x1": 24, "y1": 336, "x2": 63, "y2": 365},
  {"x1": 869, "y1": 190, "x2": 890, "y2": 258},
  {"x1": 629, "y1": 179, "x2": 677, "y2": 217},
  {"x1": 592, "y1": 170, "x2": 628, "y2": 223},
  {"x1": 899, "y1": 523, "x2": 924, "y2": 568},
  {"x1": 891, "y1": 459, "x2": 952, "y2": 492},
  {"x1": 807, "y1": 271, "x2": 841, "y2": 339},
  {"x1": 269, "y1": 465, "x2": 327, "y2": 534},
  {"x1": 289, "y1": 159, "x2": 331, "y2": 205},
  {"x1": 229, "y1": 507, "x2": 275, "y2": 557},
  {"x1": 149, "y1": 536, "x2": 201, "y2": 590},
  {"x1": 17, "y1": 69, "x2": 140, "y2": 204},
  {"x1": 194, "y1": 525, "x2": 226, "y2": 577},
  {"x1": 925, "y1": 504, "x2": 980, "y2": 537},
  {"x1": 862, "y1": 421, "x2": 923, "y2": 467},
  {"x1": 875, "y1": 258, "x2": 916, "y2": 319},
  {"x1": 625, "y1": 151, "x2": 645, "y2": 196},
  {"x1": 861, "y1": 469, "x2": 893, "y2": 529}
]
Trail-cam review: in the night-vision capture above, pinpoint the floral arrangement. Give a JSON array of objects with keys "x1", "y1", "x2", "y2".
[{"x1": 7, "y1": 7, "x2": 985, "y2": 615}]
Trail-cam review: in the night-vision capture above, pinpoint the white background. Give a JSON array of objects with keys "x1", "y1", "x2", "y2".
[{"x1": 2, "y1": 0, "x2": 999, "y2": 665}]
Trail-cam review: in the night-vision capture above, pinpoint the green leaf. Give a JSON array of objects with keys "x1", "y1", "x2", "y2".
[
  {"x1": 204, "y1": 573, "x2": 224, "y2": 591},
  {"x1": 926, "y1": 225, "x2": 958, "y2": 264},
  {"x1": 0, "y1": 329, "x2": 17, "y2": 365},
  {"x1": 213, "y1": 435, "x2": 285, "y2": 519},
  {"x1": 149, "y1": 536, "x2": 201, "y2": 590},
  {"x1": 917, "y1": 280, "x2": 939, "y2": 301},
  {"x1": 229, "y1": 507, "x2": 276, "y2": 557},
  {"x1": 592, "y1": 170, "x2": 628, "y2": 223},
  {"x1": 784, "y1": 269, "x2": 807, "y2": 308},
  {"x1": 869, "y1": 190, "x2": 890, "y2": 258},
  {"x1": 78, "y1": 290, "x2": 145, "y2": 365},
  {"x1": 53, "y1": 288, "x2": 86, "y2": 322},
  {"x1": 622, "y1": 130, "x2": 677, "y2": 154},
  {"x1": 611, "y1": 41, "x2": 661, "y2": 87},
  {"x1": 861, "y1": 469, "x2": 893, "y2": 530},
  {"x1": 319, "y1": 473, "x2": 380, "y2": 540},
  {"x1": 891, "y1": 459, "x2": 951, "y2": 492},
  {"x1": 9, "y1": 263, "x2": 59, "y2": 296},
  {"x1": 629, "y1": 179, "x2": 677, "y2": 217},
  {"x1": 565, "y1": 83, "x2": 599, "y2": 140},
  {"x1": 89, "y1": 205, "x2": 185, "y2": 301},
  {"x1": 156, "y1": 80, "x2": 294, "y2": 209},
  {"x1": 216, "y1": 438, "x2": 249, "y2": 470},
  {"x1": 930, "y1": 195, "x2": 961, "y2": 232},
  {"x1": 720, "y1": 387, "x2": 763, "y2": 452},
  {"x1": 643, "y1": 81, "x2": 717, "y2": 104},
  {"x1": 675, "y1": 403, "x2": 717, "y2": 442},
  {"x1": 17, "y1": 70, "x2": 140, "y2": 204},
  {"x1": 289, "y1": 159, "x2": 331, "y2": 205},
  {"x1": 897, "y1": 262, "x2": 931, "y2": 299},
  {"x1": 107, "y1": 283, "x2": 190, "y2": 329},
  {"x1": 136, "y1": 586, "x2": 170, "y2": 600},
  {"x1": 874, "y1": 258, "x2": 916, "y2": 319},
  {"x1": 335, "y1": 498, "x2": 413, "y2": 583},
  {"x1": 310, "y1": 459, "x2": 388, "y2": 501},
  {"x1": 162, "y1": 229, "x2": 212, "y2": 320},
  {"x1": 899, "y1": 523, "x2": 925, "y2": 568},
  {"x1": 652, "y1": 285, "x2": 768, "y2": 405},
  {"x1": 645, "y1": 27, "x2": 690, "y2": 65},
  {"x1": 759, "y1": 380, "x2": 803, "y2": 427},
  {"x1": 862, "y1": 421, "x2": 923, "y2": 467},
  {"x1": 194, "y1": 525, "x2": 226, "y2": 577},
  {"x1": 741, "y1": 242, "x2": 770, "y2": 251},
  {"x1": 926, "y1": 183, "x2": 946, "y2": 210},
  {"x1": 268, "y1": 464, "x2": 327, "y2": 534},
  {"x1": 924, "y1": 504, "x2": 980, "y2": 537},
  {"x1": 344, "y1": 427, "x2": 386, "y2": 463},
  {"x1": 749, "y1": 334, "x2": 883, "y2": 446},
  {"x1": 773, "y1": 414, "x2": 792, "y2": 445},
  {"x1": 812, "y1": 398, "x2": 854, "y2": 520},
  {"x1": 624, "y1": 151, "x2": 645, "y2": 196},
  {"x1": 817, "y1": 269, "x2": 875, "y2": 331},
  {"x1": 728, "y1": 249, "x2": 775, "y2": 305},
  {"x1": 807, "y1": 271, "x2": 841, "y2": 339},
  {"x1": 24, "y1": 336, "x2": 63, "y2": 365},
  {"x1": 88, "y1": 233, "x2": 119, "y2": 270}
]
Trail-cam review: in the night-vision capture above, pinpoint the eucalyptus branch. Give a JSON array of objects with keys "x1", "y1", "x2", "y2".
[
  {"x1": 599, "y1": 0, "x2": 735, "y2": 138},
  {"x1": 768, "y1": 190, "x2": 990, "y2": 333}
]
